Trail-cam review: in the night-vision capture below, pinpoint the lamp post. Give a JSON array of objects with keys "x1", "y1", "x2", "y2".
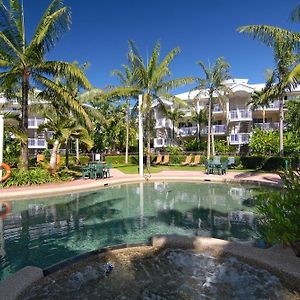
[
  {"x1": 138, "y1": 94, "x2": 143, "y2": 177},
  {"x1": 0, "y1": 114, "x2": 3, "y2": 180}
]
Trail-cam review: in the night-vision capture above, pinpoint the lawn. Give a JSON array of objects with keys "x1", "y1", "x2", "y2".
[{"x1": 114, "y1": 164, "x2": 254, "y2": 174}]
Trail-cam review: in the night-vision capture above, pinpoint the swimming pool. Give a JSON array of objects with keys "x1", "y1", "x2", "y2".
[{"x1": 0, "y1": 181, "x2": 272, "y2": 281}]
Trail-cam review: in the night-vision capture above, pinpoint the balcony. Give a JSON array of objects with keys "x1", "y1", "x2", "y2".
[
  {"x1": 229, "y1": 109, "x2": 252, "y2": 121},
  {"x1": 28, "y1": 118, "x2": 45, "y2": 129},
  {"x1": 155, "y1": 118, "x2": 172, "y2": 129},
  {"x1": 253, "y1": 122, "x2": 280, "y2": 130},
  {"x1": 202, "y1": 125, "x2": 227, "y2": 135},
  {"x1": 28, "y1": 138, "x2": 47, "y2": 149},
  {"x1": 212, "y1": 105, "x2": 224, "y2": 114},
  {"x1": 178, "y1": 126, "x2": 197, "y2": 137},
  {"x1": 153, "y1": 138, "x2": 171, "y2": 148},
  {"x1": 229, "y1": 133, "x2": 251, "y2": 145},
  {"x1": 179, "y1": 108, "x2": 192, "y2": 117},
  {"x1": 256, "y1": 100, "x2": 280, "y2": 111}
]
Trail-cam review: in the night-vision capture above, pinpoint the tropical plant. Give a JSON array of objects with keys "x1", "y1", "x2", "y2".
[
  {"x1": 105, "y1": 41, "x2": 194, "y2": 167},
  {"x1": 255, "y1": 169, "x2": 300, "y2": 256},
  {"x1": 0, "y1": 0, "x2": 91, "y2": 170},
  {"x1": 191, "y1": 57, "x2": 231, "y2": 159},
  {"x1": 165, "y1": 108, "x2": 185, "y2": 144},
  {"x1": 238, "y1": 12, "x2": 300, "y2": 155},
  {"x1": 285, "y1": 99, "x2": 300, "y2": 133},
  {"x1": 191, "y1": 106, "x2": 208, "y2": 142},
  {"x1": 249, "y1": 128, "x2": 279, "y2": 155},
  {"x1": 111, "y1": 57, "x2": 138, "y2": 164}
]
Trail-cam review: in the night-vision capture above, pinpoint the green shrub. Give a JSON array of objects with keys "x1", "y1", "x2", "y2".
[
  {"x1": 240, "y1": 156, "x2": 266, "y2": 169},
  {"x1": 255, "y1": 170, "x2": 300, "y2": 256},
  {"x1": 262, "y1": 157, "x2": 285, "y2": 171},
  {"x1": 2, "y1": 168, "x2": 57, "y2": 187}
]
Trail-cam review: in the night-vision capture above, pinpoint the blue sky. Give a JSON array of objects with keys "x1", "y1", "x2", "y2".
[{"x1": 24, "y1": 0, "x2": 299, "y2": 92}]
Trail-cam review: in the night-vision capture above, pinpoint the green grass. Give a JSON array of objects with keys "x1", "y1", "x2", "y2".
[{"x1": 114, "y1": 164, "x2": 255, "y2": 174}]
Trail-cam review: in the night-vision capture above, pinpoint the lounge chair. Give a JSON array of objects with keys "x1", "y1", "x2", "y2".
[
  {"x1": 154, "y1": 154, "x2": 163, "y2": 165},
  {"x1": 190, "y1": 155, "x2": 201, "y2": 166},
  {"x1": 181, "y1": 155, "x2": 192, "y2": 166},
  {"x1": 161, "y1": 155, "x2": 170, "y2": 165}
]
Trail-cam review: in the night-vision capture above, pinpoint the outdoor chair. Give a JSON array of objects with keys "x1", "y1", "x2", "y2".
[
  {"x1": 154, "y1": 154, "x2": 163, "y2": 165},
  {"x1": 212, "y1": 156, "x2": 221, "y2": 165},
  {"x1": 190, "y1": 155, "x2": 201, "y2": 166},
  {"x1": 181, "y1": 155, "x2": 192, "y2": 166},
  {"x1": 82, "y1": 165, "x2": 91, "y2": 179},
  {"x1": 206, "y1": 159, "x2": 214, "y2": 174},
  {"x1": 217, "y1": 161, "x2": 228, "y2": 175},
  {"x1": 161, "y1": 155, "x2": 170, "y2": 165},
  {"x1": 103, "y1": 163, "x2": 112, "y2": 178},
  {"x1": 228, "y1": 157, "x2": 235, "y2": 168}
]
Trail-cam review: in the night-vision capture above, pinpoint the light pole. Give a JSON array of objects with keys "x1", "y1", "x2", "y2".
[
  {"x1": 138, "y1": 94, "x2": 143, "y2": 177},
  {"x1": 0, "y1": 114, "x2": 3, "y2": 180}
]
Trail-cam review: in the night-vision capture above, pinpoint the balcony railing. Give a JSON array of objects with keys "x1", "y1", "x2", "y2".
[
  {"x1": 153, "y1": 138, "x2": 171, "y2": 148},
  {"x1": 28, "y1": 118, "x2": 45, "y2": 129},
  {"x1": 178, "y1": 126, "x2": 197, "y2": 136},
  {"x1": 229, "y1": 133, "x2": 251, "y2": 145},
  {"x1": 256, "y1": 100, "x2": 281, "y2": 110},
  {"x1": 253, "y1": 122, "x2": 280, "y2": 130},
  {"x1": 155, "y1": 118, "x2": 172, "y2": 129},
  {"x1": 229, "y1": 109, "x2": 252, "y2": 121},
  {"x1": 28, "y1": 138, "x2": 47, "y2": 149},
  {"x1": 202, "y1": 125, "x2": 226, "y2": 134}
]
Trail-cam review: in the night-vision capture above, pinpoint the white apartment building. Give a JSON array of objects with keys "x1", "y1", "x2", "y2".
[
  {"x1": 0, "y1": 94, "x2": 48, "y2": 154},
  {"x1": 153, "y1": 79, "x2": 299, "y2": 152}
]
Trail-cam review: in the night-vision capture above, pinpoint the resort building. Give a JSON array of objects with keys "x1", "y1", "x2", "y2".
[
  {"x1": 0, "y1": 93, "x2": 49, "y2": 154},
  {"x1": 153, "y1": 79, "x2": 299, "y2": 153}
]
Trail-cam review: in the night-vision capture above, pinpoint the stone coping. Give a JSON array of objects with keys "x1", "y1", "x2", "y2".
[
  {"x1": 0, "y1": 235, "x2": 299, "y2": 299},
  {"x1": 0, "y1": 169, "x2": 282, "y2": 201}
]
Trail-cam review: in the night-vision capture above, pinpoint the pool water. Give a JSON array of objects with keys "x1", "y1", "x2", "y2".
[{"x1": 0, "y1": 182, "x2": 270, "y2": 281}]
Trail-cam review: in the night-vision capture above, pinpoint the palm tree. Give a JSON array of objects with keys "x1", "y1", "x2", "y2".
[
  {"x1": 238, "y1": 26, "x2": 299, "y2": 155},
  {"x1": 105, "y1": 41, "x2": 194, "y2": 167},
  {"x1": 0, "y1": 0, "x2": 91, "y2": 170},
  {"x1": 111, "y1": 60, "x2": 137, "y2": 164},
  {"x1": 191, "y1": 58, "x2": 231, "y2": 159},
  {"x1": 38, "y1": 113, "x2": 93, "y2": 173},
  {"x1": 165, "y1": 108, "x2": 185, "y2": 144},
  {"x1": 191, "y1": 106, "x2": 208, "y2": 142}
]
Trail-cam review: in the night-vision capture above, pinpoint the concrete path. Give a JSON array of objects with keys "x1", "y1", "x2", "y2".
[{"x1": 0, "y1": 169, "x2": 282, "y2": 201}]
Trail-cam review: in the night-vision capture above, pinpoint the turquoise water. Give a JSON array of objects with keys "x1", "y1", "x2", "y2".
[{"x1": 0, "y1": 182, "x2": 269, "y2": 281}]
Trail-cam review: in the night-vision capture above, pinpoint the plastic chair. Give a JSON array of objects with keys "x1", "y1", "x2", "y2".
[
  {"x1": 228, "y1": 157, "x2": 235, "y2": 168},
  {"x1": 103, "y1": 163, "x2": 112, "y2": 178},
  {"x1": 206, "y1": 160, "x2": 214, "y2": 174}
]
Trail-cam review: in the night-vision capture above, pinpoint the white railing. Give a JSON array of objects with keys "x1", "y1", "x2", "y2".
[
  {"x1": 202, "y1": 125, "x2": 226, "y2": 134},
  {"x1": 253, "y1": 122, "x2": 280, "y2": 130},
  {"x1": 256, "y1": 100, "x2": 281, "y2": 111},
  {"x1": 229, "y1": 110, "x2": 252, "y2": 121},
  {"x1": 178, "y1": 126, "x2": 197, "y2": 136},
  {"x1": 28, "y1": 118, "x2": 45, "y2": 129},
  {"x1": 155, "y1": 118, "x2": 172, "y2": 128},
  {"x1": 28, "y1": 138, "x2": 47, "y2": 149},
  {"x1": 153, "y1": 138, "x2": 172, "y2": 148},
  {"x1": 179, "y1": 108, "x2": 192, "y2": 117},
  {"x1": 229, "y1": 133, "x2": 251, "y2": 145}
]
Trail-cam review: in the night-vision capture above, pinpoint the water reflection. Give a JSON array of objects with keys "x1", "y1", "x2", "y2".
[{"x1": 0, "y1": 182, "x2": 275, "y2": 281}]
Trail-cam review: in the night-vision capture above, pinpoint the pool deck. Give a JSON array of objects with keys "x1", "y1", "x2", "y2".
[{"x1": 0, "y1": 169, "x2": 282, "y2": 201}]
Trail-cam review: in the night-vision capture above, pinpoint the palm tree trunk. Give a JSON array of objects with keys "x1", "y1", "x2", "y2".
[
  {"x1": 49, "y1": 140, "x2": 59, "y2": 174},
  {"x1": 172, "y1": 122, "x2": 175, "y2": 145},
  {"x1": 20, "y1": 70, "x2": 29, "y2": 171},
  {"x1": 65, "y1": 138, "x2": 70, "y2": 169},
  {"x1": 207, "y1": 97, "x2": 212, "y2": 160},
  {"x1": 279, "y1": 97, "x2": 284, "y2": 156},
  {"x1": 75, "y1": 138, "x2": 80, "y2": 164},
  {"x1": 211, "y1": 127, "x2": 215, "y2": 156},
  {"x1": 146, "y1": 114, "x2": 151, "y2": 168},
  {"x1": 125, "y1": 99, "x2": 130, "y2": 164}
]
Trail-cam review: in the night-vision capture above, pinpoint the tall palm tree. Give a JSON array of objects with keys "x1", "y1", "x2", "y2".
[
  {"x1": 191, "y1": 58, "x2": 231, "y2": 159},
  {"x1": 105, "y1": 41, "x2": 194, "y2": 167},
  {"x1": 238, "y1": 26, "x2": 299, "y2": 155},
  {"x1": 0, "y1": 0, "x2": 91, "y2": 170},
  {"x1": 111, "y1": 59, "x2": 137, "y2": 164}
]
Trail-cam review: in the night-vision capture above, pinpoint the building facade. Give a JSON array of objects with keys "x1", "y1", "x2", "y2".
[{"x1": 153, "y1": 79, "x2": 298, "y2": 152}]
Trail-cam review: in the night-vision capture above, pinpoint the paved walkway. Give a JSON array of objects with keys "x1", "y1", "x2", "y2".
[{"x1": 0, "y1": 169, "x2": 282, "y2": 201}]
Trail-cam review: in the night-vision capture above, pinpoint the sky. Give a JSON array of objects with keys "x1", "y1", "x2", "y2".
[{"x1": 23, "y1": 0, "x2": 300, "y2": 93}]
